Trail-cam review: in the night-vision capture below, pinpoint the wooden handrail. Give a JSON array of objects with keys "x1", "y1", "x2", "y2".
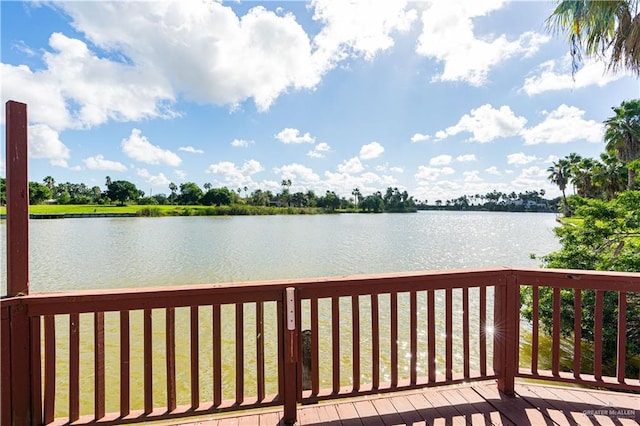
[{"x1": 2, "y1": 268, "x2": 638, "y2": 425}]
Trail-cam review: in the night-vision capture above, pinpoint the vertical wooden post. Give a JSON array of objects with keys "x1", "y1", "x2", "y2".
[
  {"x1": 6, "y1": 100, "x2": 29, "y2": 297},
  {"x1": 282, "y1": 288, "x2": 297, "y2": 425},
  {"x1": 495, "y1": 272, "x2": 518, "y2": 395},
  {"x1": 6, "y1": 100, "x2": 32, "y2": 425}
]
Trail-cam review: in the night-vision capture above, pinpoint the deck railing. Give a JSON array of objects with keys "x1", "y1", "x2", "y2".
[
  {"x1": 2, "y1": 101, "x2": 640, "y2": 425},
  {"x1": 2, "y1": 268, "x2": 639, "y2": 425}
]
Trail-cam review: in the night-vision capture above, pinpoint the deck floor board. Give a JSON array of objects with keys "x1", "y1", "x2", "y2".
[{"x1": 157, "y1": 382, "x2": 640, "y2": 425}]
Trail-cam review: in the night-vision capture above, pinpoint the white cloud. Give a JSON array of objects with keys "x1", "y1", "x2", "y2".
[
  {"x1": 274, "y1": 163, "x2": 321, "y2": 186},
  {"x1": 359, "y1": 141, "x2": 384, "y2": 160},
  {"x1": 416, "y1": 1, "x2": 549, "y2": 85},
  {"x1": 435, "y1": 104, "x2": 527, "y2": 143},
  {"x1": 410, "y1": 132, "x2": 430, "y2": 143},
  {"x1": 206, "y1": 159, "x2": 264, "y2": 188},
  {"x1": 456, "y1": 154, "x2": 476, "y2": 162},
  {"x1": 521, "y1": 105, "x2": 604, "y2": 145},
  {"x1": 463, "y1": 171, "x2": 482, "y2": 182},
  {"x1": 338, "y1": 157, "x2": 365, "y2": 174},
  {"x1": 83, "y1": 154, "x2": 127, "y2": 172},
  {"x1": 57, "y1": 2, "x2": 322, "y2": 112},
  {"x1": 522, "y1": 54, "x2": 629, "y2": 95},
  {"x1": 507, "y1": 152, "x2": 537, "y2": 165},
  {"x1": 311, "y1": 0, "x2": 417, "y2": 68},
  {"x1": 179, "y1": 146, "x2": 204, "y2": 154},
  {"x1": 275, "y1": 128, "x2": 315, "y2": 144},
  {"x1": 121, "y1": 128, "x2": 182, "y2": 166},
  {"x1": 485, "y1": 166, "x2": 501, "y2": 175},
  {"x1": 174, "y1": 170, "x2": 187, "y2": 180},
  {"x1": 137, "y1": 168, "x2": 170, "y2": 186},
  {"x1": 1, "y1": 64, "x2": 74, "y2": 131},
  {"x1": 307, "y1": 142, "x2": 331, "y2": 158},
  {"x1": 376, "y1": 163, "x2": 404, "y2": 173},
  {"x1": 511, "y1": 166, "x2": 550, "y2": 190},
  {"x1": 415, "y1": 165, "x2": 455, "y2": 182},
  {"x1": 28, "y1": 124, "x2": 70, "y2": 167},
  {"x1": 231, "y1": 139, "x2": 253, "y2": 148},
  {"x1": 429, "y1": 155, "x2": 452, "y2": 166},
  {"x1": 323, "y1": 170, "x2": 398, "y2": 197}
]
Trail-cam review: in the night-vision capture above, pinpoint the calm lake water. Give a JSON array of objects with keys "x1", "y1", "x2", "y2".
[
  {"x1": 1, "y1": 211, "x2": 560, "y2": 293},
  {"x1": 0, "y1": 211, "x2": 562, "y2": 416}
]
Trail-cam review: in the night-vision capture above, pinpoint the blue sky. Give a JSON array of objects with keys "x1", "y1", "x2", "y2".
[{"x1": 1, "y1": 0, "x2": 638, "y2": 202}]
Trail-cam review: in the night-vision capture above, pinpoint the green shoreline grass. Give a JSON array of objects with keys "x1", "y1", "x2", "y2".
[{"x1": 0, "y1": 204, "x2": 349, "y2": 216}]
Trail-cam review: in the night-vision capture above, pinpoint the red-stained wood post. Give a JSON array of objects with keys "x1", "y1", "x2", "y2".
[
  {"x1": 494, "y1": 271, "x2": 517, "y2": 396},
  {"x1": 6, "y1": 100, "x2": 29, "y2": 297},
  {"x1": 5, "y1": 100, "x2": 33, "y2": 425},
  {"x1": 282, "y1": 287, "x2": 298, "y2": 425}
]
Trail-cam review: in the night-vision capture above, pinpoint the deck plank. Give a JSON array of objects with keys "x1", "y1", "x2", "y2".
[
  {"x1": 152, "y1": 382, "x2": 639, "y2": 426},
  {"x1": 515, "y1": 384, "x2": 578, "y2": 426},
  {"x1": 370, "y1": 397, "x2": 405, "y2": 425},
  {"x1": 335, "y1": 401, "x2": 364, "y2": 426},
  {"x1": 521, "y1": 383, "x2": 639, "y2": 425},
  {"x1": 353, "y1": 399, "x2": 384, "y2": 425},
  {"x1": 257, "y1": 410, "x2": 281, "y2": 425},
  {"x1": 474, "y1": 383, "x2": 551, "y2": 426},
  {"x1": 387, "y1": 394, "x2": 425, "y2": 425}
]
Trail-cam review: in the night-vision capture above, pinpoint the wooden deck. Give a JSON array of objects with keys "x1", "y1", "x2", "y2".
[{"x1": 159, "y1": 382, "x2": 639, "y2": 425}]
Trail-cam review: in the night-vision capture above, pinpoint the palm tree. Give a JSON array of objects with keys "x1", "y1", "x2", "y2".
[
  {"x1": 547, "y1": 159, "x2": 571, "y2": 215},
  {"x1": 547, "y1": 0, "x2": 640, "y2": 76},
  {"x1": 592, "y1": 152, "x2": 627, "y2": 199},
  {"x1": 571, "y1": 157, "x2": 597, "y2": 197},
  {"x1": 604, "y1": 99, "x2": 640, "y2": 190},
  {"x1": 43, "y1": 176, "x2": 55, "y2": 199},
  {"x1": 351, "y1": 188, "x2": 361, "y2": 209}
]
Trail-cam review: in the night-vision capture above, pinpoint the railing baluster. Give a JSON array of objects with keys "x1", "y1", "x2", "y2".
[
  {"x1": 70, "y1": 313, "x2": 80, "y2": 422},
  {"x1": 351, "y1": 295, "x2": 360, "y2": 392},
  {"x1": 30, "y1": 317, "x2": 42, "y2": 425},
  {"x1": 573, "y1": 289, "x2": 581, "y2": 379},
  {"x1": 213, "y1": 304, "x2": 222, "y2": 407},
  {"x1": 445, "y1": 288, "x2": 453, "y2": 381},
  {"x1": 479, "y1": 286, "x2": 486, "y2": 376},
  {"x1": 552, "y1": 287, "x2": 560, "y2": 376},
  {"x1": 311, "y1": 298, "x2": 319, "y2": 395},
  {"x1": 143, "y1": 309, "x2": 153, "y2": 414},
  {"x1": 44, "y1": 315, "x2": 56, "y2": 424},
  {"x1": 371, "y1": 294, "x2": 379, "y2": 390},
  {"x1": 594, "y1": 290, "x2": 604, "y2": 380},
  {"x1": 462, "y1": 288, "x2": 470, "y2": 379},
  {"x1": 236, "y1": 303, "x2": 244, "y2": 404},
  {"x1": 120, "y1": 311, "x2": 130, "y2": 417},
  {"x1": 276, "y1": 301, "x2": 284, "y2": 403},
  {"x1": 532, "y1": 286, "x2": 539, "y2": 374},
  {"x1": 94, "y1": 312, "x2": 105, "y2": 420},
  {"x1": 390, "y1": 292, "x2": 398, "y2": 388},
  {"x1": 256, "y1": 301, "x2": 265, "y2": 402},
  {"x1": 331, "y1": 297, "x2": 340, "y2": 394},
  {"x1": 190, "y1": 306, "x2": 199, "y2": 409},
  {"x1": 617, "y1": 292, "x2": 627, "y2": 383},
  {"x1": 166, "y1": 308, "x2": 176, "y2": 412},
  {"x1": 427, "y1": 290, "x2": 436, "y2": 383},
  {"x1": 410, "y1": 291, "x2": 417, "y2": 385}
]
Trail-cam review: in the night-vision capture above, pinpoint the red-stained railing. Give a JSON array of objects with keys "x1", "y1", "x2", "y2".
[
  {"x1": 2, "y1": 101, "x2": 640, "y2": 425},
  {"x1": 2, "y1": 268, "x2": 639, "y2": 425},
  {"x1": 515, "y1": 268, "x2": 640, "y2": 390}
]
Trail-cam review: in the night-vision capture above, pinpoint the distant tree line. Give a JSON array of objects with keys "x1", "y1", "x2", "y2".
[
  {"x1": 0, "y1": 175, "x2": 418, "y2": 213},
  {"x1": 416, "y1": 189, "x2": 560, "y2": 213}
]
